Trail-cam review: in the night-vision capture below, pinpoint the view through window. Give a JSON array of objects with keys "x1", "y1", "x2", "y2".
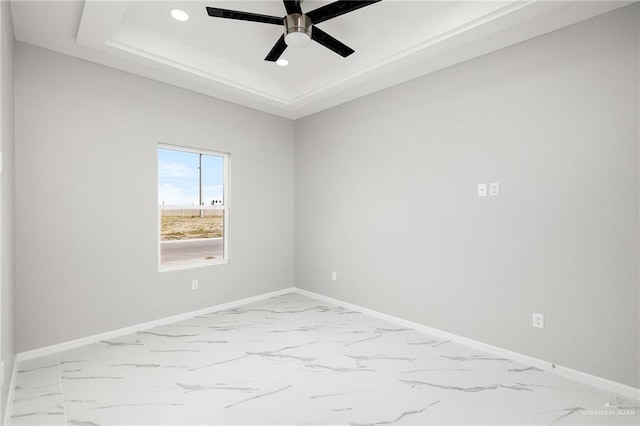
[{"x1": 158, "y1": 145, "x2": 228, "y2": 270}]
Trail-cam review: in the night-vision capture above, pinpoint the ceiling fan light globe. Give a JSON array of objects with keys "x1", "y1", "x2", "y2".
[{"x1": 285, "y1": 31, "x2": 311, "y2": 48}]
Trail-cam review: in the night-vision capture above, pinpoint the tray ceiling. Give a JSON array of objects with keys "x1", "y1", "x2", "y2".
[{"x1": 11, "y1": 1, "x2": 632, "y2": 118}]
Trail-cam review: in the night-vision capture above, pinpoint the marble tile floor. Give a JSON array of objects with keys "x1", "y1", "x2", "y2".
[{"x1": 8, "y1": 292, "x2": 639, "y2": 426}]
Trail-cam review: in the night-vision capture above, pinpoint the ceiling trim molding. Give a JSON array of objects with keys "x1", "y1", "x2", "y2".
[{"x1": 105, "y1": 39, "x2": 291, "y2": 105}]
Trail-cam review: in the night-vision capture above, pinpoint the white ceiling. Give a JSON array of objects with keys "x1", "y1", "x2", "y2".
[{"x1": 11, "y1": 0, "x2": 633, "y2": 119}]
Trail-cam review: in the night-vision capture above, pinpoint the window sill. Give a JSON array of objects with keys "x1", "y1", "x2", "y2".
[{"x1": 159, "y1": 259, "x2": 229, "y2": 273}]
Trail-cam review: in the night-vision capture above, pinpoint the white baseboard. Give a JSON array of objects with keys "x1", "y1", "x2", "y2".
[
  {"x1": 3, "y1": 358, "x2": 18, "y2": 426},
  {"x1": 293, "y1": 288, "x2": 640, "y2": 401},
  {"x1": 16, "y1": 287, "x2": 295, "y2": 363}
]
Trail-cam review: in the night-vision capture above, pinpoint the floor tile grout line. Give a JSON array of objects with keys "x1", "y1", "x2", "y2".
[{"x1": 56, "y1": 351, "x2": 69, "y2": 426}]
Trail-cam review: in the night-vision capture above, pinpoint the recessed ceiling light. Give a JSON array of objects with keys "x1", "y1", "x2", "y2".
[
  {"x1": 276, "y1": 59, "x2": 289, "y2": 67},
  {"x1": 170, "y1": 9, "x2": 189, "y2": 22}
]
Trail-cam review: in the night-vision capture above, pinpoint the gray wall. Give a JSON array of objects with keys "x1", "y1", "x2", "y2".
[
  {"x1": 1, "y1": 0, "x2": 15, "y2": 418},
  {"x1": 15, "y1": 43, "x2": 295, "y2": 352},
  {"x1": 295, "y1": 5, "x2": 639, "y2": 387}
]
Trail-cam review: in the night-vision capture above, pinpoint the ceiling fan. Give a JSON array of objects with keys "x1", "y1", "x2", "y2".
[{"x1": 205, "y1": 0, "x2": 381, "y2": 62}]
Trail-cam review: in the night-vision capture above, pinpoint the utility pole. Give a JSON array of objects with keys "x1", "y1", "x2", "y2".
[{"x1": 199, "y1": 153, "x2": 203, "y2": 218}]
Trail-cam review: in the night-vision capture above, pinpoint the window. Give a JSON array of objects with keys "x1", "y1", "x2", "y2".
[{"x1": 158, "y1": 144, "x2": 229, "y2": 271}]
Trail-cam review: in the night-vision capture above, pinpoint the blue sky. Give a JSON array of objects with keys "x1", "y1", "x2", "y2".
[{"x1": 158, "y1": 148, "x2": 224, "y2": 206}]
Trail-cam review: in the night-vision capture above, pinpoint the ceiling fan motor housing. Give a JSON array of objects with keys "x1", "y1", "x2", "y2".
[{"x1": 284, "y1": 13, "x2": 312, "y2": 47}]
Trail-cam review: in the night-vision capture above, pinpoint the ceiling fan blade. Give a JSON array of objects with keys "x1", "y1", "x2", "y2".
[
  {"x1": 265, "y1": 35, "x2": 288, "y2": 61},
  {"x1": 306, "y1": 0, "x2": 381, "y2": 25},
  {"x1": 283, "y1": 0, "x2": 302, "y2": 15},
  {"x1": 206, "y1": 7, "x2": 283, "y2": 25},
  {"x1": 311, "y1": 27, "x2": 354, "y2": 58}
]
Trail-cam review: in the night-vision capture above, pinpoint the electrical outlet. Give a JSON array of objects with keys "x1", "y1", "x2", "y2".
[
  {"x1": 191, "y1": 280, "x2": 198, "y2": 290},
  {"x1": 477, "y1": 184, "x2": 487, "y2": 197},
  {"x1": 332, "y1": 272, "x2": 337, "y2": 281},
  {"x1": 532, "y1": 313, "x2": 544, "y2": 329},
  {"x1": 489, "y1": 182, "x2": 500, "y2": 196}
]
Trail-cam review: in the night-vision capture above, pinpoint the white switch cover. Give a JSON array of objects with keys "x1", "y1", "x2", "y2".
[
  {"x1": 191, "y1": 280, "x2": 198, "y2": 290},
  {"x1": 532, "y1": 313, "x2": 544, "y2": 329},
  {"x1": 477, "y1": 184, "x2": 487, "y2": 197},
  {"x1": 332, "y1": 272, "x2": 337, "y2": 281},
  {"x1": 490, "y1": 182, "x2": 500, "y2": 196}
]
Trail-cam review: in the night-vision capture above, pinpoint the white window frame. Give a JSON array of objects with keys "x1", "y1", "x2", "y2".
[{"x1": 158, "y1": 143, "x2": 230, "y2": 272}]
